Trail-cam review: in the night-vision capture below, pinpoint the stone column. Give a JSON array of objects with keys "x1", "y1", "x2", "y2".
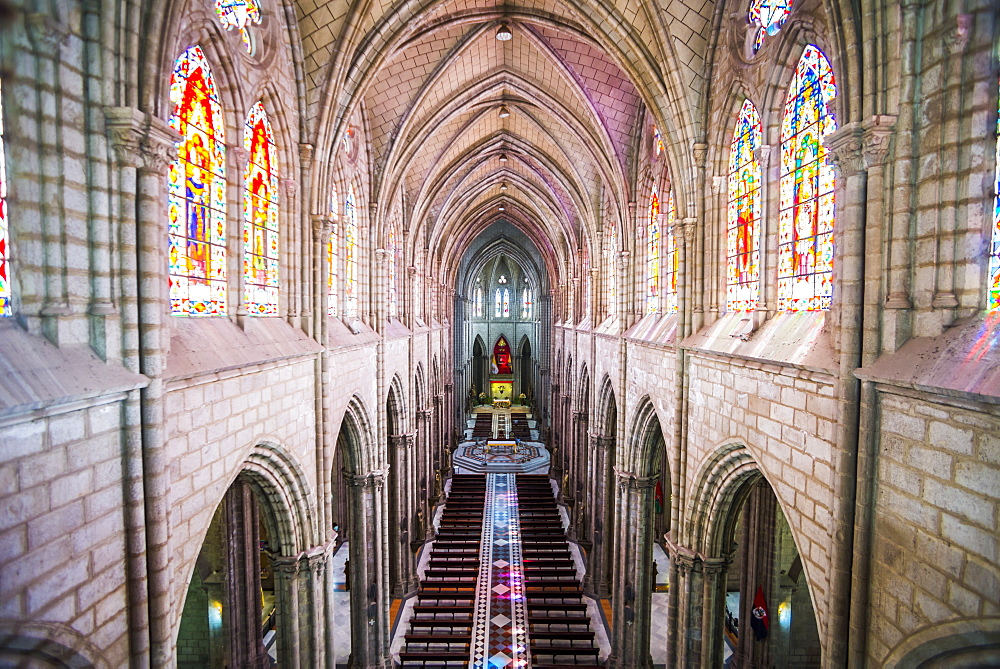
[
  {"x1": 345, "y1": 470, "x2": 392, "y2": 668},
  {"x1": 732, "y1": 482, "x2": 777, "y2": 668},
  {"x1": 224, "y1": 480, "x2": 267, "y2": 669},
  {"x1": 609, "y1": 471, "x2": 657, "y2": 668},
  {"x1": 389, "y1": 433, "x2": 418, "y2": 596},
  {"x1": 584, "y1": 435, "x2": 614, "y2": 597},
  {"x1": 273, "y1": 558, "x2": 302, "y2": 669}
]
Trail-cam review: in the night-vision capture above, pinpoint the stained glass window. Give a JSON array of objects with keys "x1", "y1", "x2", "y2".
[
  {"x1": 328, "y1": 188, "x2": 339, "y2": 317},
  {"x1": 582, "y1": 248, "x2": 590, "y2": 317},
  {"x1": 664, "y1": 190, "x2": 678, "y2": 314},
  {"x1": 749, "y1": 0, "x2": 792, "y2": 52},
  {"x1": 388, "y1": 226, "x2": 398, "y2": 317},
  {"x1": 215, "y1": 0, "x2": 262, "y2": 54},
  {"x1": 727, "y1": 99, "x2": 763, "y2": 311},
  {"x1": 646, "y1": 187, "x2": 660, "y2": 314},
  {"x1": 503, "y1": 288, "x2": 510, "y2": 317},
  {"x1": 475, "y1": 287, "x2": 483, "y2": 318},
  {"x1": 522, "y1": 288, "x2": 533, "y2": 319},
  {"x1": 243, "y1": 102, "x2": 279, "y2": 315},
  {"x1": 606, "y1": 219, "x2": 617, "y2": 315},
  {"x1": 778, "y1": 45, "x2": 837, "y2": 311},
  {"x1": 0, "y1": 79, "x2": 9, "y2": 316},
  {"x1": 495, "y1": 289, "x2": 502, "y2": 318},
  {"x1": 344, "y1": 184, "x2": 358, "y2": 318},
  {"x1": 653, "y1": 126, "x2": 664, "y2": 156},
  {"x1": 167, "y1": 46, "x2": 227, "y2": 316},
  {"x1": 990, "y1": 77, "x2": 1000, "y2": 311}
]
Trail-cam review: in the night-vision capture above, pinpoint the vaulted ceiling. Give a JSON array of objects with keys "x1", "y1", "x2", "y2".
[{"x1": 293, "y1": 0, "x2": 715, "y2": 288}]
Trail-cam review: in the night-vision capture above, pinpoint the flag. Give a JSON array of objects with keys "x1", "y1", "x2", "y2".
[
  {"x1": 654, "y1": 479, "x2": 663, "y2": 514},
  {"x1": 750, "y1": 585, "x2": 769, "y2": 641}
]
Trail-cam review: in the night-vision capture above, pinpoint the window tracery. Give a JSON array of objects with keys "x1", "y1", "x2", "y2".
[
  {"x1": 243, "y1": 102, "x2": 279, "y2": 315},
  {"x1": 495, "y1": 289, "x2": 502, "y2": 318},
  {"x1": 503, "y1": 289, "x2": 510, "y2": 318},
  {"x1": 215, "y1": 0, "x2": 262, "y2": 54},
  {"x1": 646, "y1": 186, "x2": 660, "y2": 314},
  {"x1": 388, "y1": 226, "x2": 398, "y2": 318},
  {"x1": 328, "y1": 188, "x2": 339, "y2": 316},
  {"x1": 168, "y1": 46, "x2": 227, "y2": 316},
  {"x1": 727, "y1": 99, "x2": 763, "y2": 312},
  {"x1": 990, "y1": 77, "x2": 1000, "y2": 311},
  {"x1": 749, "y1": 0, "x2": 792, "y2": 52},
  {"x1": 778, "y1": 45, "x2": 837, "y2": 311},
  {"x1": 605, "y1": 219, "x2": 617, "y2": 315},
  {"x1": 665, "y1": 190, "x2": 678, "y2": 314},
  {"x1": 344, "y1": 184, "x2": 358, "y2": 318},
  {"x1": 0, "y1": 79, "x2": 9, "y2": 316}
]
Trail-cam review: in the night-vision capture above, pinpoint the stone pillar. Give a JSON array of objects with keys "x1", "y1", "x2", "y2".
[
  {"x1": 345, "y1": 470, "x2": 392, "y2": 669},
  {"x1": 585, "y1": 435, "x2": 614, "y2": 597},
  {"x1": 273, "y1": 558, "x2": 302, "y2": 669},
  {"x1": 272, "y1": 549, "x2": 333, "y2": 669},
  {"x1": 609, "y1": 471, "x2": 657, "y2": 668},
  {"x1": 732, "y1": 482, "x2": 777, "y2": 668},
  {"x1": 389, "y1": 433, "x2": 418, "y2": 596},
  {"x1": 224, "y1": 480, "x2": 267, "y2": 669}
]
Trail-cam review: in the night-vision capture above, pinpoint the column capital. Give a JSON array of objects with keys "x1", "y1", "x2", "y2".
[
  {"x1": 282, "y1": 178, "x2": 298, "y2": 198},
  {"x1": 312, "y1": 215, "x2": 333, "y2": 238},
  {"x1": 862, "y1": 115, "x2": 897, "y2": 169},
  {"x1": 678, "y1": 217, "x2": 698, "y2": 245},
  {"x1": 692, "y1": 142, "x2": 709, "y2": 168},
  {"x1": 614, "y1": 468, "x2": 658, "y2": 491},
  {"x1": 389, "y1": 433, "x2": 415, "y2": 449},
  {"x1": 345, "y1": 468, "x2": 389, "y2": 489},
  {"x1": 298, "y1": 142, "x2": 315, "y2": 165},
  {"x1": 232, "y1": 146, "x2": 250, "y2": 169},
  {"x1": 944, "y1": 14, "x2": 972, "y2": 54},
  {"x1": 443, "y1": 383, "x2": 454, "y2": 393},
  {"x1": 825, "y1": 122, "x2": 866, "y2": 179},
  {"x1": 753, "y1": 144, "x2": 773, "y2": 169}
]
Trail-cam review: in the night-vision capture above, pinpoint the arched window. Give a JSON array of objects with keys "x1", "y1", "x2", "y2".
[
  {"x1": 653, "y1": 126, "x2": 664, "y2": 156},
  {"x1": 495, "y1": 289, "x2": 502, "y2": 318},
  {"x1": 344, "y1": 184, "x2": 358, "y2": 318},
  {"x1": 990, "y1": 77, "x2": 1000, "y2": 311},
  {"x1": 778, "y1": 45, "x2": 837, "y2": 311},
  {"x1": 582, "y1": 247, "x2": 590, "y2": 317},
  {"x1": 605, "y1": 219, "x2": 617, "y2": 315},
  {"x1": 328, "y1": 188, "x2": 339, "y2": 316},
  {"x1": 749, "y1": 0, "x2": 792, "y2": 52},
  {"x1": 664, "y1": 190, "x2": 678, "y2": 313},
  {"x1": 503, "y1": 288, "x2": 510, "y2": 317},
  {"x1": 475, "y1": 287, "x2": 483, "y2": 318},
  {"x1": 727, "y1": 99, "x2": 763, "y2": 311},
  {"x1": 522, "y1": 287, "x2": 533, "y2": 319},
  {"x1": 388, "y1": 226, "x2": 398, "y2": 318},
  {"x1": 646, "y1": 186, "x2": 660, "y2": 314},
  {"x1": 243, "y1": 102, "x2": 279, "y2": 315},
  {"x1": 167, "y1": 46, "x2": 227, "y2": 317},
  {"x1": 0, "y1": 78, "x2": 9, "y2": 316},
  {"x1": 215, "y1": 0, "x2": 262, "y2": 54}
]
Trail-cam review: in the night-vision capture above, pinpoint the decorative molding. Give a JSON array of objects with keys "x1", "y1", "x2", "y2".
[
  {"x1": 862, "y1": 115, "x2": 897, "y2": 168},
  {"x1": 232, "y1": 146, "x2": 250, "y2": 168},
  {"x1": 282, "y1": 178, "x2": 298, "y2": 198},
  {"x1": 945, "y1": 14, "x2": 972, "y2": 54},
  {"x1": 825, "y1": 122, "x2": 866, "y2": 178},
  {"x1": 104, "y1": 107, "x2": 146, "y2": 168},
  {"x1": 614, "y1": 468, "x2": 657, "y2": 491},
  {"x1": 692, "y1": 143, "x2": 708, "y2": 168},
  {"x1": 754, "y1": 144, "x2": 773, "y2": 169}
]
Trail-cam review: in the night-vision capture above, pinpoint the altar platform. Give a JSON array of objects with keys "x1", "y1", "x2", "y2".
[{"x1": 452, "y1": 439, "x2": 550, "y2": 475}]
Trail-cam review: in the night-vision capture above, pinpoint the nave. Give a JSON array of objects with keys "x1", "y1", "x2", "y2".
[{"x1": 397, "y1": 474, "x2": 602, "y2": 668}]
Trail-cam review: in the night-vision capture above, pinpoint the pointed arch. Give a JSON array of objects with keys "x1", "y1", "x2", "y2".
[
  {"x1": 778, "y1": 44, "x2": 838, "y2": 311},
  {"x1": 243, "y1": 101, "x2": 280, "y2": 315},
  {"x1": 628, "y1": 397, "x2": 669, "y2": 479},
  {"x1": 727, "y1": 99, "x2": 763, "y2": 312},
  {"x1": 344, "y1": 183, "x2": 359, "y2": 318},
  {"x1": 386, "y1": 373, "x2": 407, "y2": 435},
  {"x1": 0, "y1": 622, "x2": 110, "y2": 669},
  {"x1": 646, "y1": 184, "x2": 660, "y2": 314},
  {"x1": 167, "y1": 45, "x2": 228, "y2": 317},
  {"x1": 596, "y1": 374, "x2": 617, "y2": 438},
  {"x1": 336, "y1": 395, "x2": 377, "y2": 475}
]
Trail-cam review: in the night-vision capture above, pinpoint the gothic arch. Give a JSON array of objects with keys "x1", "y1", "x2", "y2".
[
  {"x1": 386, "y1": 373, "x2": 407, "y2": 435},
  {"x1": 240, "y1": 440, "x2": 317, "y2": 553},
  {"x1": 884, "y1": 619, "x2": 1000, "y2": 668},
  {"x1": 628, "y1": 396, "x2": 669, "y2": 479},
  {"x1": 596, "y1": 374, "x2": 617, "y2": 437},
  {"x1": 0, "y1": 622, "x2": 109, "y2": 669},
  {"x1": 414, "y1": 363, "x2": 426, "y2": 411},
  {"x1": 336, "y1": 395, "x2": 377, "y2": 475},
  {"x1": 686, "y1": 442, "x2": 763, "y2": 556}
]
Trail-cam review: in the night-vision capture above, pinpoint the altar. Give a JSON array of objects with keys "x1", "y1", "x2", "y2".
[{"x1": 493, "y1": 398, "x2": 511, "y2": 409}]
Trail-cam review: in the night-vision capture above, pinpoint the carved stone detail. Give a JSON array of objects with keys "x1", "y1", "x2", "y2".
[
  {"x1": 862, "y1": 115, "x2": 897, "y2": 169},
  {"x1": 824, "y1": 122, "x2": 866, "y2": 179}
]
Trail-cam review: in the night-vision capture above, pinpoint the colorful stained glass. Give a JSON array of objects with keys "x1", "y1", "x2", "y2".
[
  {"x1": 503, "y1": 288, "x2": 510, "y2": 318},
  {"x1": 495, "y1": 289, "x2": 502, "y2": 318},
  {"x1": 167, "y1": 46, "x2": 227, "y2": 316},
  {"x1": 664, "y1": 190, "x2": 678, "y2": 314},
  {"x1": 328, "y1": 188, "x2": 339, "y2": 317},
  {"x1": 522, "y1": 288, "x2": 533, "y2": 319},
  {"x1": 646, "y1": 187, "x2": 660, "y2": 314},
  {"x1": 991, "y1": 77, "x2": 1000, "y2": 311},
  {"x1": 606, "y1": 219, "x2": 617, "y2": 314},
  {"x1": 0, "y1": 79, "x2": 8, "y2": 317},
  {"x1": 653, "y1": 126, "x2": 664, "y2": 156},
  {"x1": 582, "y1": 248, "x2": 590, "y2": 317},
  {"x1": 778, "y1": 45, "x2": 837, "y2": 311},
  {"x1": 749, "y1": 0, "x2": 792, "y2": 52},
  {"x1": 388, "y1": 226, "x2": 398, "y2": 317},
  {"x1": 215, "y1": 0, "x2": 262, "y2": 54},
  {"x1": 243, "y1": 101, "x2": 279, "y2": 315},
  {"x1": 475, "y1": 287, "x2": 483, "y2": 318},
  {"x1": 344, "y1": 185, "x2": 358, "y2": 318},
  {"x1": 727, "y1": 99, "x2": 763, "y2": 311}
]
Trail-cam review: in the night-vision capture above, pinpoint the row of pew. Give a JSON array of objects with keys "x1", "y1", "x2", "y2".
[
  {"x1": 398, "y1": 475, "x2": 484, "y2": 667},
  {"x1": 398, "y1": 474, "x2": 602, "y2": 667},
  {"x1": 517, "y1": 475, "x2": 602, "y2": 668}
]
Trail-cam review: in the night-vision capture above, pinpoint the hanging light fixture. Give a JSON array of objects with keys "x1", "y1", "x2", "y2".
[
  {"x1": 498, "y1": 104, "x2": 511, "y2": 118},
  {"x1": 496, "y1": 22, "x2": 513, "y2": 41}
]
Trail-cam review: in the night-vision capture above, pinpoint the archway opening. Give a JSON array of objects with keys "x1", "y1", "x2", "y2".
[
  {"x1": 176, "y1": 475, "x2": 283, "y2": 668},
  {"x1": 721, "y1": 478, "x2": 821, "y2": 668}
]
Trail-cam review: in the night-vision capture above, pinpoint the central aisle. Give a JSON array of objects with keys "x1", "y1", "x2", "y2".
[{"x1": 470, "y1": 473, "x2": 529, "y2": 668}]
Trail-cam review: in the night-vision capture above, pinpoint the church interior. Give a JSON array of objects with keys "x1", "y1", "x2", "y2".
[{"x1": 0, "y1": 0, "x2": 998, "y2": 667}]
